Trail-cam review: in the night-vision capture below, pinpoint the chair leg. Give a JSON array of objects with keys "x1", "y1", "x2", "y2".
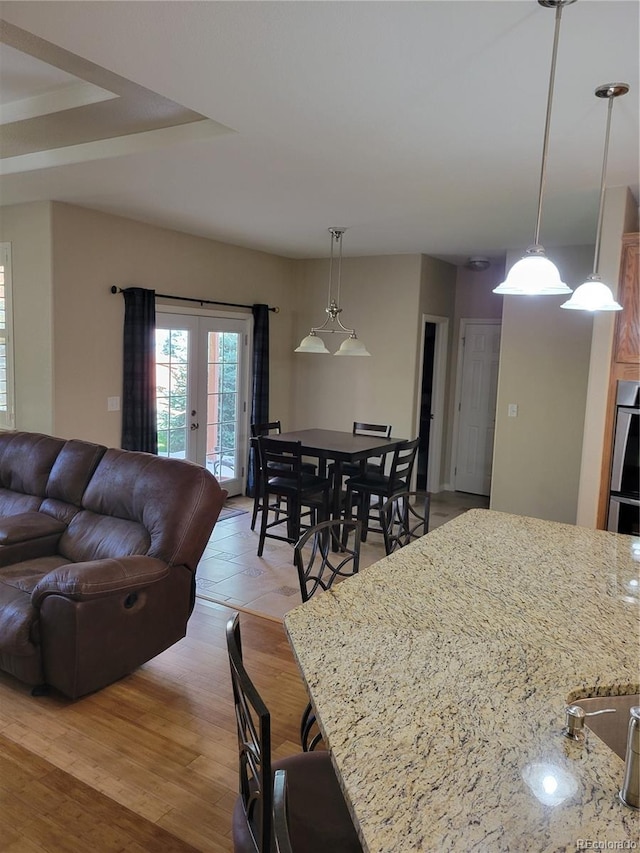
[
  {"x1": 358, "y1": 491, "x2": 369, "y2": 541},
  {"x1": 250, "y1": 487, "x2": 261, "y2": 531},
  {"x1": 257, "y1": 492, "x2": 270, "y2": 557}
]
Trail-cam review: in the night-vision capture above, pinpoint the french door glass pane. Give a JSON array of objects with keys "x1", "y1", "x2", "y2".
[
  {"x1": 206, "y1": 330, "x2": 241, "y2": 481},
  {"x1": 156, "y1": 327, "x2": 190, "y2": 458}
]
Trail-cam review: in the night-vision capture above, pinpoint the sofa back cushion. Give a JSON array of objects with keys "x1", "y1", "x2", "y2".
[
  {"x1": 40, "y1": 439, "x2": 107, "y2": 523},
  {"x1": 0, "y1": 432, "x2": 65, "y2": 514},
  {"x1": 67, "y1": 448, "x2": 225, "y2": 571},
  {"x1": 58, "y1": 511, "x2": 151, "y2": 563}
]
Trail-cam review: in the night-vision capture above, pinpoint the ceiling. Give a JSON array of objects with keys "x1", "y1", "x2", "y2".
[{"x1": 0, "y1": 1, "x2": 638, "y2": 263}]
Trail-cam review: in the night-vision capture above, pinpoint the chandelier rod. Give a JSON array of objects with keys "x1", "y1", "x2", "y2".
[
  {"x1": 592, "y1": 91, "x2": 615, "y2": 276},
  {"x1": 533, "y1": 1, "x2": 567, "y2": 247}
]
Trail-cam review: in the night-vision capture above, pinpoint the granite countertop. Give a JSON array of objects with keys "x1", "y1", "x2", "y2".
[{"x1": 284, "y1": 509, "x2": 640, "y2": 852}]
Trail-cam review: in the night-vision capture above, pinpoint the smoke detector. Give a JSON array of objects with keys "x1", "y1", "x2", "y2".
[{"x1": 465, "y1": 256, "x2": 491, "y2": 272}]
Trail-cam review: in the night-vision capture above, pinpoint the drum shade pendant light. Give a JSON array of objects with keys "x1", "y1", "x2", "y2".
[
  {"x1": 295, "y1": 228, "x2": 370, "y2": 356},
  {"x1": 494, "y1": 0, "x2": 574, "y2": 297},
  {"x1": 561, "y1": 83, "x2": 627, "y2": 311}
]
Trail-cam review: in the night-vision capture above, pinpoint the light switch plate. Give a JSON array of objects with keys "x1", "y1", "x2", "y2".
[
  {"x1": 508, "y1": 403, "x2": 518, "y2": 418},
  {"x1": 107, "y1": 396, "x2": 121, "y2": 412}
]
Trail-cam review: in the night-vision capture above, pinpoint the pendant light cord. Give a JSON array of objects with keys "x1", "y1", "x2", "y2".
[
  {"x1": 592, "y1": 94, "x2": 614, "y2": 276},
  {"x1": 533, "y1": 2, "x2": 564, "y2": 247}
]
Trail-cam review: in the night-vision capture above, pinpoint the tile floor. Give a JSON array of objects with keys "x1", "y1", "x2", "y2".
[{"x1": 195, "y1": 490, "x2": 489, "y2": 621}]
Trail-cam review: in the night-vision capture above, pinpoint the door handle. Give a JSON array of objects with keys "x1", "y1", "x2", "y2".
[{"x1": 190, "y1": 423, "x2": 199, "y2": 431}]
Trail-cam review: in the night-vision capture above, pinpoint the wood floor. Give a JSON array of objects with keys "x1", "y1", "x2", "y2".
[{"x1": 0, "y1": 600, "x2": 309, "y2": 852}]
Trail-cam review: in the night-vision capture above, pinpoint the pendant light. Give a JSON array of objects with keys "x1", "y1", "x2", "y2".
[
  {"x1": 494, "y1": 0, "x2": 574, "y2": 297},
  {"x1": 295, "y1": 228, "x2": 371, "y2": 356},
  {"x1": 561, "y1": 83, "x2": 627, "y2": 311}
]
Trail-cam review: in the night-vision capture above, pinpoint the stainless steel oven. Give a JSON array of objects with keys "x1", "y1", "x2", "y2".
[{"x1": 607, "y1": 380, "x2": 640, "y2": 535}]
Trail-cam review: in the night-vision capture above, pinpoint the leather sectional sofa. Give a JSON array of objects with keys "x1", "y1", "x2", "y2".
[{"x1": 0, "y1": 431, "x2": 227, "y2": 698}]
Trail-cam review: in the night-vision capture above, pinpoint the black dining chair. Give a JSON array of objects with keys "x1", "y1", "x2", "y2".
[
  {"x1": 249, "y1": 422, "x2": 317, "y2": 531},
  {"x1": 294, "y1": 519, "x2": 361, "y2": 752},
  {"x1": 332, "y1": 421, "x2": 392, "y2": 475},
  {"x1": 227, "y1": 613, "x2": 363, "y2": 853},
  {"x1": 344, "y1": 437, "x2": 420, "y2": 542},
  {"x1": 380, "y1": 490, "x2": 431, "y2": 555},
  {"x1": 256, "y1": 438, "x2": 331, "y2": 557}
]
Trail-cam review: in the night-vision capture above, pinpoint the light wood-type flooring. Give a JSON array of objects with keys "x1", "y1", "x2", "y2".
[{"x1": 0, "y1": 600, "x2": 307, "y2": 853}]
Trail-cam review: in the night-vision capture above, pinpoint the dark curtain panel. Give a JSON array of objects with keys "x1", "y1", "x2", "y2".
[
  {"x1": 121, "y1": 287, "x2": 158, "y2": 453},
  {"x1": 246, "y1": 304, "x2": 270, "y2": 496}
]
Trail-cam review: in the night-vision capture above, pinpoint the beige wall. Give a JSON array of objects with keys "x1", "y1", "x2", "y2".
[
  {"x1": 0, "y1": 201, "x2": 54, "y2": 433},
  {"x1": 576, "y1": 187, "x2": 639, "y2": 527},
  {"x1": 491, "y1": 245, "x2": 595, "y2": 523},
  {"x1": 4, "y1": 201, "x2": 295, "y2": 446},
  {"x1": 291, "y1": 253, "x2": 426, "y2": 440}
]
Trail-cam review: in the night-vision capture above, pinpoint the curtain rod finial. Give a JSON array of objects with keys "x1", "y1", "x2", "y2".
[{"x1": 111, "y1": 286, "x2": 119, "y2": 294}]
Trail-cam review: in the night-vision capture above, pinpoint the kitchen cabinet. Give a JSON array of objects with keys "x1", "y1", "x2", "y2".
[
  {"x1": 598, "y1": 233, "x2": 640, "y2": 529},
  {"x1": 614, "y1": 233, "x2": 640, "y2": 364}
]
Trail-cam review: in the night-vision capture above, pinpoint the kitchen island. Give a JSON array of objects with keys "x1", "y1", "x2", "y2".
[{"x1": 284, "y1": 509, "x2": 640, "y2": 852}]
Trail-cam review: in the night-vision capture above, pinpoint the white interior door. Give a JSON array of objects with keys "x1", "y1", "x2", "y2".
[
  {"x1": 155, "y1": 312, "x2": 249, "y2": 496},
  {"x1": 455, "y1": 321, "x2": 501, "y2": 496}
]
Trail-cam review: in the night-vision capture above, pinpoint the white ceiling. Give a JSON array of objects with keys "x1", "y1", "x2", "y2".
[{"x1": 0, "y1": 0, "x2": 638, "y2": 262}]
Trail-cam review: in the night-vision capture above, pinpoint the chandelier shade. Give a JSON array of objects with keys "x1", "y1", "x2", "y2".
[
  {"x1": 295, "y1": 332, "x2": 331, "y2": 353},
  {"x1": 494, "y1": 0, "x2": 576, "y2": 298},
  {"x1": 561, "y1": 276, "x2": 623, "y2": 311},
  {"x1": 295, "y1": 228, "x2": 370, "y2": 356},
  {"x1": 494, "y1": 246, "x2": 570, "y2": 296}
]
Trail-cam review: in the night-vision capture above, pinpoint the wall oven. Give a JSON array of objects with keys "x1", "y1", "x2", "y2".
[{"x1": 607, "y1": 379, "x2": 640, "y2": 536}]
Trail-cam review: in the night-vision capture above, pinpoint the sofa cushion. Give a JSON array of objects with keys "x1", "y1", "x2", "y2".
[
  {"x1": 57, "y1": 511, "x2": 150, "y2": 564},
  {"x1": 0, "y1": 487, "x2": 43, "y2": 516},
  {"x1": 44, "y1": 439, "x2": 106, "y2": 507},
  {"x1": 0, "y1": 512, "x2": 66, "y2": 546},
  {"x1": 0, "y1": 556, "x2": 68, "y2": 655},
  {"x1": 82, "y1": 449, "x2": 223, "y2": 570},
  {"x1": 0, "y1": 432, "x2": 65, "y2": 500}
]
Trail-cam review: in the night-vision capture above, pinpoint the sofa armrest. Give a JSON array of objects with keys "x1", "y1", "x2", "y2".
[{"x1": 31, "y1": 555, "x2": 170, "y2": 608}]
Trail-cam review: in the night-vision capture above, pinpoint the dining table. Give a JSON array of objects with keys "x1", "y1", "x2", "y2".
[
  {"x1": 283, "y1": 509, "x2": 640, "y2": 852},
  {"x1": 266, "y1": 428, "x2": 408, "y2": 522}
]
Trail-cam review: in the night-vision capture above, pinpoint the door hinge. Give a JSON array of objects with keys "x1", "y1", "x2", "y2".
[
  {"x1": 455, "y1": 466, "x2": 457, "y2": 476},
  {"x1": 243, "y1": 401, "x2": 247, "y2": 413},
  {"x1": 245, "y1": 334, "x2": 248, "y2": 346},
  {"x1": 458, "y1": 401, "x2": 461, "y2": 411},
  {"x1": 241, "y1": 466, "x2": 245, "y2": 477},
  {"x1": 462, "y1": 336, "x2": 466, "y2": 346}
]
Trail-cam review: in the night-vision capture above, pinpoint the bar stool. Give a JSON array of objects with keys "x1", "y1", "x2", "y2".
[
  {"x1": 344, "y1": 437, "x2": 420, "y2": 542},
  {"x1": 256, "y1": 438, "x2": 331, "y2": 557}
]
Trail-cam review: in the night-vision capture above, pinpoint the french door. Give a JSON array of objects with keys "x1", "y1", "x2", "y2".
[{"x1": 155, "y1": 312, "x2": 250, "y2": 496}]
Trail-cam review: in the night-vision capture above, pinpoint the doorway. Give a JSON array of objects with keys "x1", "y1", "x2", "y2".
[
  {"x1": 415, "y1": 315, "x2": 449, "y2": 493},
  {"x1": 453, "y1": 320, "x2": 501, "y2": 496},
  {"x1": 155, "y1": 311, "x2": 250, "y2": 496},
  {"x1": 417, "y1": 323, "x2": 436, "y2": 491}
]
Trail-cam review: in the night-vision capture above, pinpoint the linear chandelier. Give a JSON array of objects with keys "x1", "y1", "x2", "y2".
[
  {"x1": 494, "y1": 0, "x2": 575, "y2": 297},
  {"x1": 295, "y1": 228, "x2": 371, "y2": 356},
  {"x1": 560, "y1": 83, "x2": 626, "y2": 311}
]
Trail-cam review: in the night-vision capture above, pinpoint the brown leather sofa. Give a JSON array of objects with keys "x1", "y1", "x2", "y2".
[{"x1": 0, "y1": 431, "x2": 227, "y2": 698}]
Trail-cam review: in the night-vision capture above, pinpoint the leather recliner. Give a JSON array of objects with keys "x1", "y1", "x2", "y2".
[{"x1": 0, "y1": 431, "x2": 227, "y2": 698}]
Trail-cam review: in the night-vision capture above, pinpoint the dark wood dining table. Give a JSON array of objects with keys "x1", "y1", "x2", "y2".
[{"x1": 267, "y1": 428, "x2": 407, "y2": 522}]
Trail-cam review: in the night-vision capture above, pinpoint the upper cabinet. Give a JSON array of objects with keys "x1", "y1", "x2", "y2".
[{"x1": 613, "y1": 233, "x2": 639, "y2": 364}]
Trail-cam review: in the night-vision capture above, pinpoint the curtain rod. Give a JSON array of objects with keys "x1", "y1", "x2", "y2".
[{"x1": 110, "y1": 286, "x2": 279, "y2": 313}]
